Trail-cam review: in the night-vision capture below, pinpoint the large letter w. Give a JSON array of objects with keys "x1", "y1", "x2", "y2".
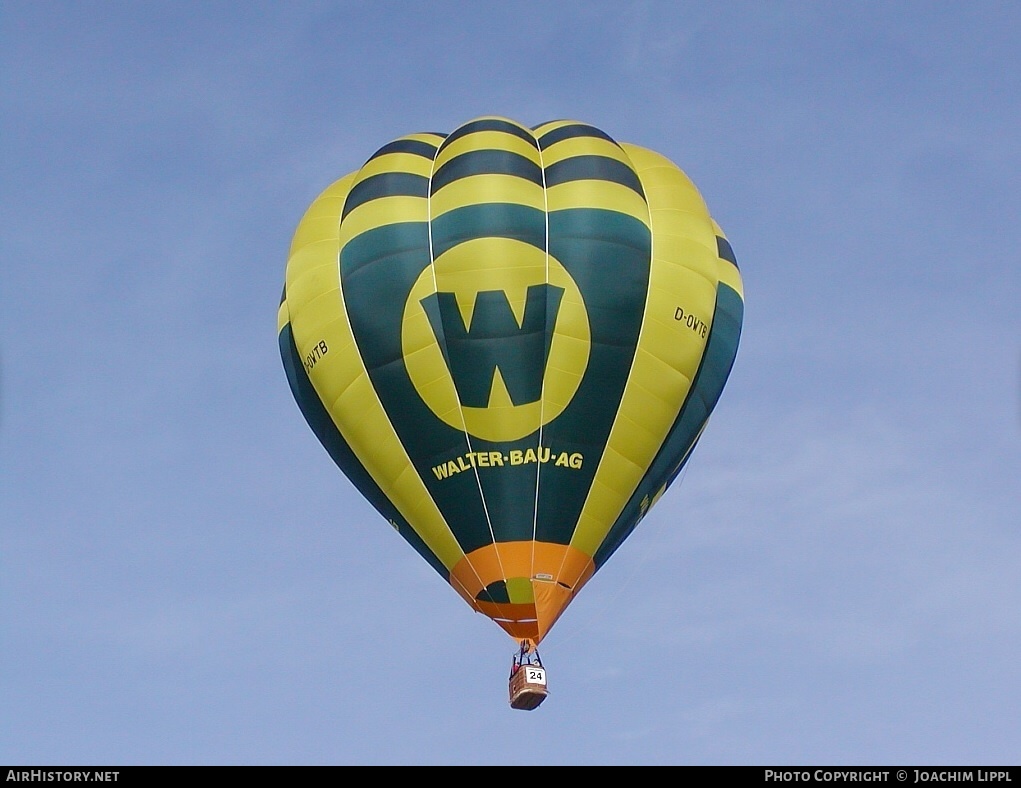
[{"x1": 420, "y1": 284, "x2": 564, "y2": 408}]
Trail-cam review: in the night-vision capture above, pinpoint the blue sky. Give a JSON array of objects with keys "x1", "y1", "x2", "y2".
[{"x1": 2, "y1": 1, "x2": 1019, "y2": 766}]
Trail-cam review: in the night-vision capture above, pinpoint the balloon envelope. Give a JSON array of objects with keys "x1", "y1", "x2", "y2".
[{"x1": 278, "y1": 116, "x2": 743, "y2": 646}]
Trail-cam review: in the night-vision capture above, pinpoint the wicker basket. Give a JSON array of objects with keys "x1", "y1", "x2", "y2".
[{"x1": 509, "y1": 664, "x2": 549, "y2": 710}]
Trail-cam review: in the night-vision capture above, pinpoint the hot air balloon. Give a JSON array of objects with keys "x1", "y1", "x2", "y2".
[{"x1": 277, "y1": 116, "x2": 743, "y2": 710}]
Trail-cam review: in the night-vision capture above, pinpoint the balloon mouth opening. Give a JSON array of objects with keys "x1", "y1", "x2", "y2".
[{"x1": 446, "y1": 541, "x2": 597, "y2": 644}]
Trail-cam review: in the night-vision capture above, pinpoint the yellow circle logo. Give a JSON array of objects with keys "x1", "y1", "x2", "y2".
[{"x1": 402, "y1": 238, "x2": 590, "y2": 442}]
